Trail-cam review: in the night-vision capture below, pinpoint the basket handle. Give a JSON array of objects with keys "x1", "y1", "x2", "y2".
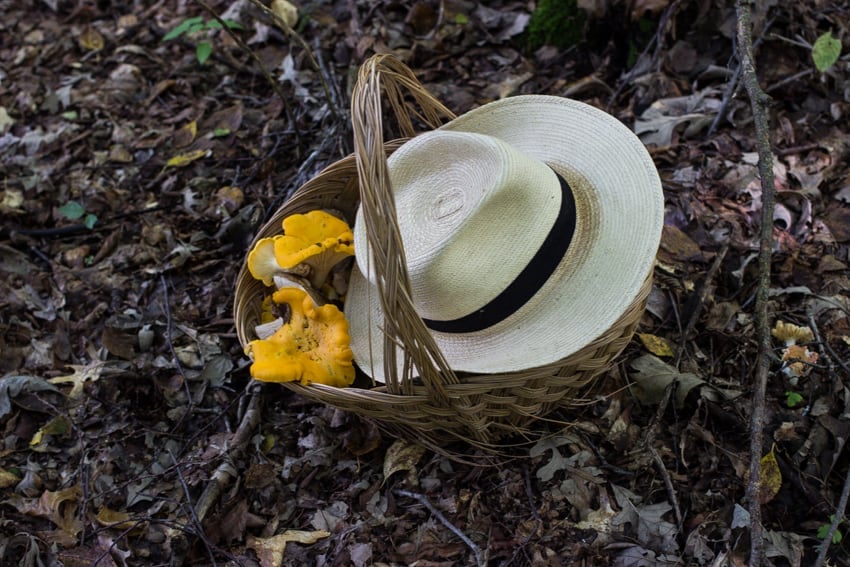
[{"x1": 350, "y1": 54, "x2": 459, "y2": 396}]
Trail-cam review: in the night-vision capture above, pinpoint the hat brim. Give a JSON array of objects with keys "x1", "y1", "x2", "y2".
[{"x1": 345, "y1": 95, "x2": 663, "y2": 382}]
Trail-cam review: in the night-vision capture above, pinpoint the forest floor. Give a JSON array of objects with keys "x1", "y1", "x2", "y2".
[{"x1": 2, "y1": 0, "x2": 850, "y2": 565}]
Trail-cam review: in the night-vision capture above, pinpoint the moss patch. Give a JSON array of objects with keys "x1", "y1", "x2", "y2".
[{"x1": 526, "y1": 0, "x2": 587, "y2": 51}]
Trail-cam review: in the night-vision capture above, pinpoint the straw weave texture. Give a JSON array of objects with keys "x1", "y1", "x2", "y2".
[{"x1": 234, "y1": 55, "x2": 651, "y2": 454}]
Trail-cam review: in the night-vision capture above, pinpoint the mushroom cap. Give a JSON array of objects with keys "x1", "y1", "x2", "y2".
[
  {"x1": 273, "y1": 211, "x2": 354, "y2": 288},
  {"x1": 771, "y1": 320, "x2": 814, "y2": 346},
  {"x1": 247, "y1": 236, "x2": 282, "y2": 286},
  {"x1": 247, "y1": 287, "x2": 354, "y2": 387},
  {"x1": 245, "y1": 211, "x2": 354, "y2": 289}
]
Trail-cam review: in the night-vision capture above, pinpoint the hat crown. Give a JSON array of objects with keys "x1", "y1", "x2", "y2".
[{"x1": 353, "y1": 130, "x2": 564, "y2": 322}]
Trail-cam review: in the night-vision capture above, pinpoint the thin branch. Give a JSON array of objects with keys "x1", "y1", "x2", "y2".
[
  {"x1": 194, "y1": 0, "x2": 303, "y2": 153},
  {"x1": 607, "y1": 0, "x2": 681, "y2": 109},
  {"x1": 708, "y1": 16, "x2": 773, "y2": 136},
  {"x1": 195, "y1": 388, "x2": 262, "y2": 522},
  {"x1": 507, "y1": 466, "x2": 543, "y2": 565},
  {"x1": 707, "y1": 61, "x2": 742, "y2": 136},
  {"x1": 642, "y1": 379, "x2": 684, "y2": 535},
  {"x1": 676, "y1": 242, "x2": 729, "y2": 366},
  {"x1": 765, "y1": 68, "x2": 814, "y2": 94},
  {"x1": 160, "y1": 274, "x2": 195, "y2": 433},
  {"x1": 649, "y1": 443, "x2": 684, "y2": 531},
  {"x1": 735, "y1": 1, "x2": 778, "y2": 565},
  {"x1": 169, "y1": 450, "x2": 219, "y2": 567},
  {"x1": 813, "y1": 463, "x2": 850, "y2": 567},
  {"x1": 395, "y1": 489, "x2": 485, "y2": 567},
  {"x1": 244, "y1": 0, "x2": 342, "y2": 123}
]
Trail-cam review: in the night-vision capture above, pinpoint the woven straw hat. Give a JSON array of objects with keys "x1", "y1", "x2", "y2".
[{"x1": 345, "y1": 95, "x2": 663, "y2": 382}]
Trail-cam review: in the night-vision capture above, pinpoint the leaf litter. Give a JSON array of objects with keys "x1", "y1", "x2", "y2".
[{"x1": 0, "y1": 0, "x2": 849, "y2": 565}]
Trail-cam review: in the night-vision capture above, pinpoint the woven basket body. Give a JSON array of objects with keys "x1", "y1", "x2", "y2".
[{"x1": 234, "y1": 55, "x2": 652, "y2": 453}]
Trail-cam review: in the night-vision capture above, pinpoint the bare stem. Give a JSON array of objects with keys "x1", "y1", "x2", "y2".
[
  {"x1": 735, "y1": 1, "x2": 777, "y2": 565},
  {"x1": 395, "y1": 489, "x2": 485, "y2": 567}
]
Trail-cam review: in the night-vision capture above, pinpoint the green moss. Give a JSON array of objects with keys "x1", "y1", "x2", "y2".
[{"x1": 526, "y1": 0, "x2": 586, "y2": 51}]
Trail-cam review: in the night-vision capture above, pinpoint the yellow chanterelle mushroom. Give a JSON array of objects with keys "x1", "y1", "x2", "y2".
[
  {"x1": 247, "y1": 210, "x2": 354, "y2": 289},
  {"x1": 247, "y1": 287, "x2": 354, "y2": 387}
]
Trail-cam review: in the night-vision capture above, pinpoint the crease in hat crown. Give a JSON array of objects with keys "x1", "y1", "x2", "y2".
[{"x1": 353, "y1": 130, "x2": 564, "y2": 324}]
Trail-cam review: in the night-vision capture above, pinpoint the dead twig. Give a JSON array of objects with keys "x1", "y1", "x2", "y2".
[
  {"x1": 607, "y1": 0, "x2": 681, "y2": 109},
  {"x1": 649, "y1": 443, "x2": 684, "y2": 531},
  {"x1": 160, "y1": 274, "x2": 195, "y2": 433},
  {"x1": 244, "y1": 0, "x2": 342, "y2": 124},
  {"x1": 735, "y1": 1, "x2": 778, "y2": 564},
  {"x1": 507, "y1": 466, "x2": 542, "y2": 565},
  {"x1": 194, "y1": 0, "x2": 302, "y2": 153},
  {"x1": 642, "y1": 380, "x2": 684, "y2": 537},
  {"x1": 707, "y1": 16, "x2": 774, "y2": 136},
  {"x1": 195, "y1": 386, "x2": 262, "y2": 522},
  {"x1": 395, "y1": 488, "x2": 485, "y2": 567},
  {"x1": 676, "y1": 242, "x2": 730, "y2": 366},
  {"x1": 765, "y1": 68, "x2": 814, "y2": 94},
  {"x1": 813, "y1": 460, "x2": 850, "y2": 567},
  {"x1": 809, "y1": 315, "x2": 850, "y2": 380},
  {"x1": 808, "y1": 315, "x2": 837, "y2": 375},
  {"x1": 707, "y1": 58, "x2": 742, "y2": 136},
  {"x1": 169, "y1": 449, "x2": 219, "y2": 567}
]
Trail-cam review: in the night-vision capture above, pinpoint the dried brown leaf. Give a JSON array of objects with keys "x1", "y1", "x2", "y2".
[
  {"x1": 8, "y1": 485, "x2": 83, "y2": 538},
  {"x1": 382, "y1": 439, "x2": 427, "y2": 484},
  {"x1": 79, "y1": 26, "x2": 104, "y2": 50},
  {"x1": 247, "y1": 530, "x2": 329, "y2": 567}
]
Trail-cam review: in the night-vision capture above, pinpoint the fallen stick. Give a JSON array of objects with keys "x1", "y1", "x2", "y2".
[
  {"x1": 195, "y1": 388, "x2": 262, "y2": 523},
  {"x1": 813, "y1": 460, "x2": 850, "y2": 567},
  {"x1": 395, "y1": 488, "x2": 485, "y2": 567},
  {"x1": 734, "y1": 1, "x2": 778, "y2": 565},
  {"x1": 169, "y1": 449, "x2": 219, "y2": 567}
]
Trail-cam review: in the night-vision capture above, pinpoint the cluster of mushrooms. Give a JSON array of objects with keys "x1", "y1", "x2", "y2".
[
  {"x1": 245, "y1": 210, "x2": 356, "y2": 388},
  {"x1": 771, "y1": 320, "x2": 819, "y2": 382}
]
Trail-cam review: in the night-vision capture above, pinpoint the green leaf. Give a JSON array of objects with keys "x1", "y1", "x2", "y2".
[
  {"x1": 212, "y1": 127, "x2": 231, "y2": 137},
  {"x1": 58, "y1": 201, "x2": 85, "y2": 220},
  {"x1": 205, "y1": 18, "x2": 243, "y2": 31},
  {"x1": 454, "y1": 13, "x2": 469, "y2": 25},
  {"x1": 196, "y1": 41, "x2": 213, "y2": 64},
  {"x1": 812, "y1": 32, "x2": 842, "y2": 72},
  {"x1": 163, "y1": 16, "x2": 205, "y2": 41},
  {"x1": 817, "y1": 517, "x2": 843, "y2": 544},
  {"x1": 83, "y1": 213, "x2": 98, "y2": 229},
  {"x1": 785, "y1": 391, "x2": 804, "y2": 408}
]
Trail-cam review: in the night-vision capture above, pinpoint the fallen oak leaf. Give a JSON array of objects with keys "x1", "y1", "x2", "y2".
[
  {"x1": 96, "y1": 506, "x2": 141, "y2": 532},
  {"x1": 247, "y1": 530, "x2": 330, "y2": 567},
  {"x1": 48, "y1": 361, "x2": 125, "y2": 399},
  {"x1": 48, "y1": 363, "x2": 105, "y2": 399},
  {"x1": 6, "y1": 485, "x2": 83, "y2": 539}
]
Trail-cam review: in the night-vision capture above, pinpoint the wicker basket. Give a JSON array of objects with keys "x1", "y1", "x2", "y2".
[{"x1": 234, "y1": 55, "x2": 652, "y2": 454}]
